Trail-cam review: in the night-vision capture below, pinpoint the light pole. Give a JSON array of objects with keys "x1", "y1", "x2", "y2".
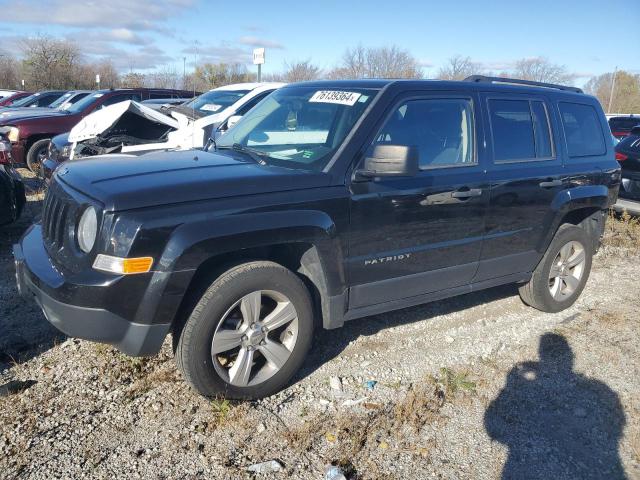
[
  {"x1": 607, "y1": 67, "x2": 618, "y2": 114},
  {"x1": 183, "y1": 56, "x2": 186, "y2": 88}
]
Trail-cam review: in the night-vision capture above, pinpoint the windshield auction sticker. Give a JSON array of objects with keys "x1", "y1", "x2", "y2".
[{"x1": 309, "y1": 91, "x2": 361, "y2": 106}]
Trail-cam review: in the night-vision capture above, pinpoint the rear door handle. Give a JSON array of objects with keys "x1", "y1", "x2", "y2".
[
  {"x1": 539, "y1": 179, "x2": 563, "y2": 188},
  {"x1": 451, "y1": 188, "x2": 483, "y2": 199}
]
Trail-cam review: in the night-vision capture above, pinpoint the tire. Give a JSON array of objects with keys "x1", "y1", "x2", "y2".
[
  {"x1": 175, "y1": 261, "x2": 314, "y2": 399},
  {"x1": 26, "y1": 139, "x2": 50, "y2": 176},
  {"x1": 519, "y1": 225, "x2": 593, "y2": 313}
]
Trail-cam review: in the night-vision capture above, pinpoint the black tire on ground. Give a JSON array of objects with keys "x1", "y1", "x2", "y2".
[
  {"x1": 26, "y1": 139, "x2": 50, "y2": 176},
  {"x1": 175, "y1": 261, "x2": 314, "y2": 400},
  {"x1": 519, "y1": 224, "x2": 593, "y2": 313}
]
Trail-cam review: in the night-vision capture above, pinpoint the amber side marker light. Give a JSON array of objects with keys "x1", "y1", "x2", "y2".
[{"x1": 93, "y1": 254, "x2": 154, "y2": 275}]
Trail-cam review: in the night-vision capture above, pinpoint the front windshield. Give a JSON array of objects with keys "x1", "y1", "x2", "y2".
[
  {"x1": 216, "y1": 86, "x2": 378, "y2": 171},
  {"x1": 48, "y1": 92, "x2": 74, "y2": 109},
  {"x1": 65, "y1": 92, "x2": 105, "y2": 114},
  {"x1": 184, "y1": 89, "x2": 250, "y2": 115}
]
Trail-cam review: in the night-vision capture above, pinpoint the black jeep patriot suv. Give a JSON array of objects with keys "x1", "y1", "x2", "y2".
[{"x1": 14, "y1": 77, "x2": 620, "y2": 399}]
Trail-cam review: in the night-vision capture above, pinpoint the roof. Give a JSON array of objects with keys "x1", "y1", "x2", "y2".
[
  {"x1": 283, "y1": 78, "x2": 588, "y2": 98},
  {"x1": 210, "y1": 82, "x2": 286, "y2": 92}
]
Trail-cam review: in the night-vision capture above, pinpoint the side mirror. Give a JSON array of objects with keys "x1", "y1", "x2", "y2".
[
  {"x1": 226, "y1": 115, "x2": 243, "y2": 130},
  {"x1": 356, "y1": 144, "x2": 419, "y2": 180}
]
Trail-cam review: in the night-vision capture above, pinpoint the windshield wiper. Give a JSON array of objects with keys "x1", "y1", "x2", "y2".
[{"x1": 219, "y1": 143, "x2": 268, "y2": 165}]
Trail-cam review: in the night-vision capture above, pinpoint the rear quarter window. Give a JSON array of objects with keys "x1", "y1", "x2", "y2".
[{"x1": 559, "y1": 102, "x2": 606, "y2": 157}]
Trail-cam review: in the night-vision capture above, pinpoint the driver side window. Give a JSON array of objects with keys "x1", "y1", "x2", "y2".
[{"x1": 374, "y1": 98, "x2": 476, "y2": 169}]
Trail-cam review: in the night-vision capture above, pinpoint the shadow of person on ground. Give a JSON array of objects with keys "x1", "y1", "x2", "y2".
[{"x1": 484, "y1": 333, "x2": 627, "y2": 480}]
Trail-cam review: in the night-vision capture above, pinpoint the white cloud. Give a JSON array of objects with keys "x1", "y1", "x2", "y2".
[
  {"x1": 238, "y1": 36, "x2": 284, "y2": 50},
  {"x1": 0, "y1": 0, "x2": 194, "y2": 32},
  {"x1": 182, "y1": 42, "x2": 253, "y2": 65}
]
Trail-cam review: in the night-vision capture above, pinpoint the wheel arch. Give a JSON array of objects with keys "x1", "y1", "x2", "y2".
[
  {"x1": 540, "y1": 185, "x2": 609, "y2": 253},
  {"x1": 164, "y1": 212, "x2": 347, "y2": 333}
]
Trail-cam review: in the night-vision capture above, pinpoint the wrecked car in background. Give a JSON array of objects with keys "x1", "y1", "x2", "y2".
[
  {"x1": 1, "y1": 88, "x2": 198, "y2": 174},
  {"x1": 43, "y1": 83, "x2": 284, "y2": 179}
]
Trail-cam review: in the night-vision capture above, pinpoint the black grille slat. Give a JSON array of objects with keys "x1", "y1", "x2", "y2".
[
  {"x1": 42, "y1": 179, "x2": 78, "y2": 253},
  {"x1": 55, "y1": 204, "x2": 69, "y2": 247}
]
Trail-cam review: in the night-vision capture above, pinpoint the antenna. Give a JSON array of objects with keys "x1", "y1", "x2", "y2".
[{"x1": 192, "y1": 41, "x2": 198, "y2": 151}]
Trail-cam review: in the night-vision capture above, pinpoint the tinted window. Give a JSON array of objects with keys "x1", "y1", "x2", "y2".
[
  {"x1": 559, "y1": 102, "x2": 606, "y2": 157},
  {"x1": 34, "y1": 94, "x2": 61, "y2": 107},
  {"x1": 489, "y1": 99, "x2": 554, "y2": 162},
  {"x1": 609, "y1": 117, "x2": 640, "y2": 131},
  {"x1": 102, "y1": 93, "x2": 142, "y2": 107},
  {"x1": 374, "y1": 98, "x2": 475, "y2": 169},
  {"x1": 150, "y1": 92, "x2": 173, "y2": 99},
  {"x1": 531, "y1": 101, "x2": 553, "y2": 158}
]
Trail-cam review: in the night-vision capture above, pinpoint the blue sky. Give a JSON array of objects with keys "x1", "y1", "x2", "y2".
[{"x1": 0, "y1": 0, "x2": 638, "y2": 85}]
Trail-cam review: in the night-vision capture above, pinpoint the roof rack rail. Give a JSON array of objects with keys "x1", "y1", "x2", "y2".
[{"x1": 464, "y1": 75, "x2": 583, "y2": 94}]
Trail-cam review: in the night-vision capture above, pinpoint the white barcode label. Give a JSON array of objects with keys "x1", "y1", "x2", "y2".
[{"x1": 309, "y1": 90, "x2": 361, "y2": 106}]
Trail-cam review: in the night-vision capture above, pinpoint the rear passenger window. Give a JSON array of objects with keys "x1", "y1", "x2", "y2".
[
  {"x1": 489, "y1": 99, "x2": 554, "y2": 162},
  {"x1": 374, "y1": 98, "x2": 475, "y2": 169},
  {"x1": 559, "y1": 102, "x2": 606, "y2": 157}
]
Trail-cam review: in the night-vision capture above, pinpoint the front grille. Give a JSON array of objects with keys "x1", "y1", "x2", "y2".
[{"x1": 42, "y1": 179, "x2": 77, "y2": 252}]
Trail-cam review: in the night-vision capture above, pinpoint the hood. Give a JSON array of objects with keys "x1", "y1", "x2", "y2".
[
  {"x1": 0, "y1": 109, "x2": 69, "y2": 122},
  {"x1": 69, "y1": 100, "x2": 179, "y2": 142},
  {"x1": 56, "y1": 149, "x2": 331, "y2": 211}
]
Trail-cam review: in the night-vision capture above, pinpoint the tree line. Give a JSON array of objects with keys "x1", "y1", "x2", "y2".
[{"x1": 0, "y1": 35, "x2": 638, "y2": 113}]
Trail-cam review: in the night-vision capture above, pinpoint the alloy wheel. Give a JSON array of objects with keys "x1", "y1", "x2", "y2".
[
  {"x1": 548, "y1": 240, "x2": 586, "y2": 300},
  {"x1": 211, "y1": 290, "x2": 299, "y2": 387}
]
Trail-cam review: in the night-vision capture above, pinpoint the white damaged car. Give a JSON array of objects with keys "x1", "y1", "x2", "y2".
[{"x1": 43, "y1": 83, "x2": 284, "y2": 177}]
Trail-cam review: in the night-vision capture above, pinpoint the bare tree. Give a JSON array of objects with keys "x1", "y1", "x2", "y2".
[
  {"x1": 437, "y1": 55, "x2": 484, "y2": 80},
  {"x1": 328, "y1": 45, "x2": 422, "y2": 79},
  {"x1": 120, "y1": 72, "x2": 146, "y2": 88},
  {"x1": 146, "y1": 65, "x2": 181, "y2": 89},
  {"x1": 585, "y1": 70, "x2": 640, "y2": 114},
  {"x1": 191, "y1": 63, "x2": 255, "y2": 91},
  {"x1": 281, "y1": 60, "x2": 321, "y2": 82},
  {"x1": 20, "y1": 35, "x2": 82, "y2": 89},
  {"x1": 512, "y1": 57, "x2": 574, "y2": 85},
  {"x1": 0, "y1": 55, "x2": 21, "y2": 89}
]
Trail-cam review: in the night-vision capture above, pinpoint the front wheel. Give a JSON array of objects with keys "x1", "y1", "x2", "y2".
[
  {"x1": 519, "y1": 225, "x2": 593, "y2": 313},
  {"x1": 175, "y1": 261, "x2": 314, "y2": 399},
  {"x1": 26, "y1": 139, "x2": 51, "y2": 177}
]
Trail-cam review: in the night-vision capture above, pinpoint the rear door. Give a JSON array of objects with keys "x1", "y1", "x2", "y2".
[
  {"x1": 348, "y1": 91, "x2": 490, "y2": 309},
  {"x1": 476, "y1": 93, "x2": 564, "y2": 281}
]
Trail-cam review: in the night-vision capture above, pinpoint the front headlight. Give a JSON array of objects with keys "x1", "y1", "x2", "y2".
[
  {"x1": 77, "y1": 206, "x2": 98, "y2": 253},
  {"x1": 7, "y1": 126, "x2": 19, "y2": 142}
]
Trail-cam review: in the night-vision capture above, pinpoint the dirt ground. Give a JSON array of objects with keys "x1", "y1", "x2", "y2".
[{"x1": 1, "y1": 172, "x2": 639, "y2": 479}]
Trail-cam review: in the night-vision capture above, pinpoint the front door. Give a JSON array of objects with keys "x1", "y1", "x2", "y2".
[{"x1": 347, "y1": 93, "x2": 489, "y2": 310}]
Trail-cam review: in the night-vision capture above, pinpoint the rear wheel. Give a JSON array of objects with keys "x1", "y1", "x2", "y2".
[
  {"x1": 175, "y1": 261, "x2": 314, "y2": 399},
  {"x1": 519, "y1": 225, "x2": 592, "y2": 313},
  {"x1": 26, "y1": 139, "x2": 50, "y2": 177}
]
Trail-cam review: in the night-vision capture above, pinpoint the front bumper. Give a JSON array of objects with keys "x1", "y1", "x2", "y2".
[{"x1": 13, "y1": 226, "x2": 171, "y2": 356}]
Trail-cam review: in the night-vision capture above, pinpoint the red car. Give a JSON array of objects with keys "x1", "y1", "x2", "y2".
[
  {"x1": 0, "y1": 91, "x2": 33, "y2": 107},
  {"x1": 0, "y1": 88, "x2": 198, "y2": 173}
]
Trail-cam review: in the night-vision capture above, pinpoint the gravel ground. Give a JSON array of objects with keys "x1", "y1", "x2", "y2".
[{"x1": 1, "y1": 172, "x2": 639, "y2": 479}]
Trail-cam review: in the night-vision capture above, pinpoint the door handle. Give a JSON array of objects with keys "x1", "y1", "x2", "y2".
[
  {"x1": 451, "y1": 188, "x2": 483, "y2": 199},
  {"x1": 539, "y1": 179, "x2": 563, "y2": 188}
]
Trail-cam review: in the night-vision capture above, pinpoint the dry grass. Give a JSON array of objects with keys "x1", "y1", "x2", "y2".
[
  {"x1": 283, "y1": 368, "x2": 477, "y2": 478},
  {"x1": 601, "y1": 211, "x2": 640, "y2": 256}
]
